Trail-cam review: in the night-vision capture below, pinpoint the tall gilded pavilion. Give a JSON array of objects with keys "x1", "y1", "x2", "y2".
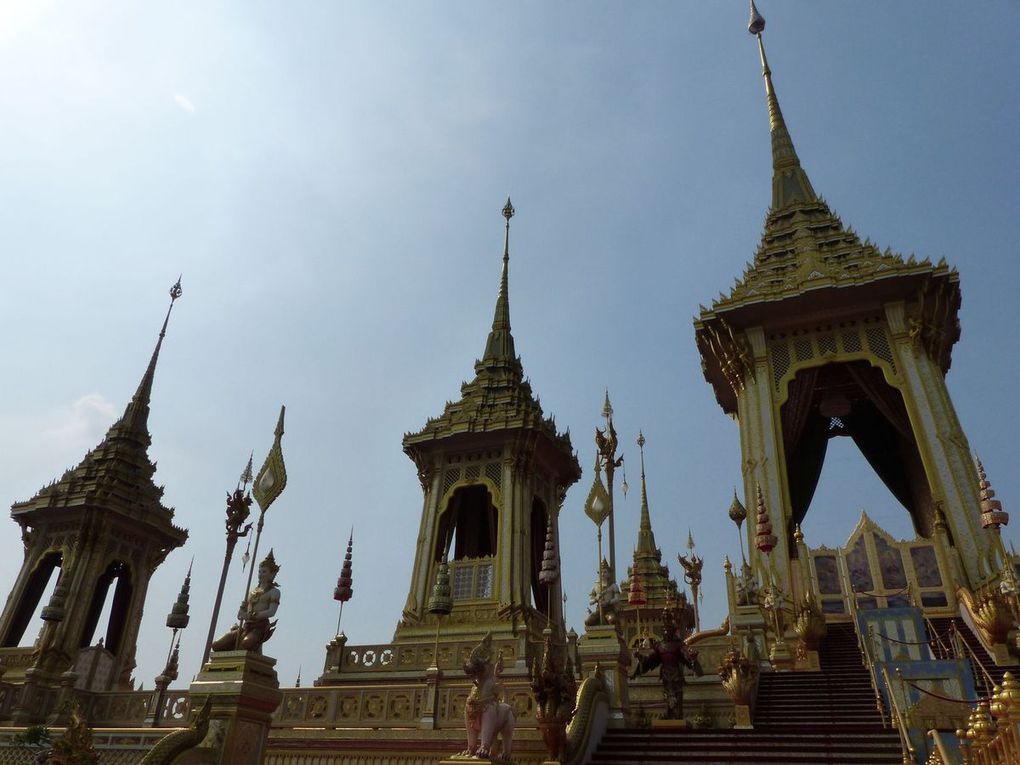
[
  {"x1": 394, "y1": 200, "x2": 580, "y2": 655},
  {"x1": 0, "y1": 284, "x2": 188, "y2": 702},
  {"x1": 694, "y1": 11, "x2": 993, "y2": 600},
  {"x1": 617, "y1": 432, "x2": 681, "y2": 645}
]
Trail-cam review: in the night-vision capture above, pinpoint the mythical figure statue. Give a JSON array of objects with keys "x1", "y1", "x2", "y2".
[
  {"x1": 585, "y1": 558, "x2": 621, "y2": 627},
  {"x1": 631, "y1": 594, "x2": 702, "y2": 719},
  {"x1": 211, "y1": 550, "x2": 280, "y2": 653},
  {"x1": 677, "y1": 552, "x2": 703, "y2": 593},
  {"x1": 734, "y1": 561, "x2": 760, "y2": 606},
  {"x1": 225, "y1": 488, "x2": 252, "y2": 535},
  {"x1": 530, "y1": 632, "x2": 577, "y2": 761},
  {"x1": 460, "y1": 633, "x2": 515, "y2": 760}
]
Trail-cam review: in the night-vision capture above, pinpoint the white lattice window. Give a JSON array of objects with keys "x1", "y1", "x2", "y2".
[{"x1": 449, "y1": 557, "x2": 495, "y2": 600}]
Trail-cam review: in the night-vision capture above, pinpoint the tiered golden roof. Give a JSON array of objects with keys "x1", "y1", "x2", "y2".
[
  {"x1": 403, "y1": 199, "x2": 578, "y2": 477},
  {"x1": 12, "y1": 284, "x2": 187, "y2": 546},
  {"x1": 620, "y1": 432, "x2": 679, "y2": 613},
  {"x1": 695, "y1": 21, "x2": 961, "y2": 414}
]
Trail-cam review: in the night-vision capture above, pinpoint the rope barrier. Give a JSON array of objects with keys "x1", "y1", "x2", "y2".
[
  {"x1": 872, "y1": 630, "x2": 933, "y2": 647},
  {"x1": 900, "y1": 676, "x2": 992, "y2": 706},
  {"x1": 852, "y1": 585, "x2": 911, "y2": 599}
]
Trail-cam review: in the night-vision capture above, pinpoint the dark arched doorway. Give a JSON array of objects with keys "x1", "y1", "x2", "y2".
[{"x1": 781, "y1": 360, "x2": 935, "y2": 550}]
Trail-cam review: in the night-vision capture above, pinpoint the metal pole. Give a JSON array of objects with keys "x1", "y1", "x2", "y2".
[
  {"x1": 202, "y1": 538, "x2": 238, "y2": 665},
  {"x1": 596, "y1": 525, "x2": 604, "y2": 624},
  {"x1": 605, "y1": 462, "x2": 617, "y2": 592}
]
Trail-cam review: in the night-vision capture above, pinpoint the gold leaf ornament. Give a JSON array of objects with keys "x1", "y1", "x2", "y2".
[
  {"x1": 584, "y1": 458, "x2": 611, "y2": 528},
  {"x1": 253, "y1": 406, "x2": 288, "y2": 512}
]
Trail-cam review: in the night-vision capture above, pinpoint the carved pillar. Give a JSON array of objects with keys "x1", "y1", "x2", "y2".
[
  {"x1": 419, "y1": 666, "x2": 442, "y2": 729},
  {"x1": 404, "y1": 461, "x2": 442, "y2": 623},
  {"x1": 739, "y1": 326, "x2": 794, "y2": 598},
  {"x1": 885, "y1": 301, "x2": 991, "y2": 586}
]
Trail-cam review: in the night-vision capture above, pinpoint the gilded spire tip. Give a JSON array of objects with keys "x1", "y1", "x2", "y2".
[
  {"x1": 274, "y1": 405, "x2": 286, "y2": 439},
  {"x1": 108, "y1": 278, "x2": 183, "y2": 441},
  {"x1": 746, "y1": 0, "x2": 817, "y2": 209},
  {"x1": 239, "y1": 451, "x2": 254, "y2": 490},
  {"x1": 482, "y1": 198, "x2": 517, "y2": 363},
  {"x1": 748, "y1": 0, "x2": 765, "y2": 35}
]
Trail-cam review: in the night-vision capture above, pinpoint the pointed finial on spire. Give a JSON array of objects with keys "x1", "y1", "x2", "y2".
[
  {"x1": 728, "y1": 489, "x2": 748, "y2": 528},
  {"x1": 538, "y1": 515, "x2": 560, "y2": 587},
  {"x1": 602, "y1": 389, "x2": 614, "y2": 421},
  {"x1": 108, "y1": 277, "x2": 183, "y2": 442},
  {"x1": 636, "y1": 431, "x2": 657, "y2": 553},
  {"x1": 334, "y1": 530, "x2": 354, "y2": 602},
  {"x1": 754, "y1": 483, "x2": 777, "y2": 555},
  {"x1": 976, "y1": 455, "x2": 1009, "y2": 529},
  {"x1": 482, "y1": 199, "x2": 517, "y2": 363},
  {"x1": 239, "y1": 451, "x2": 254, "y2": 491},
  {"x1": 748, "y1": 0, "x2": 765, "y2": 34},
  {"x1": 747, "y1": 1, "x2": 817, "y2": 209},
  {"x1": 166, "y1": 564, "x2": 192, "y2": 630}
]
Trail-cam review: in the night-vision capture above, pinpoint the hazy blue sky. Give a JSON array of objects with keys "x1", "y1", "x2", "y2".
[{"x1": 0, "y1": 2, "x2": 1017, "y2": 688}]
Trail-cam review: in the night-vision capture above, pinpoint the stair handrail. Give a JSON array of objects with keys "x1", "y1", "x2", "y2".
[
  {"x1": 948, "y1": 619, "x2": 998, "y2": 698},
  {"x1": 881, "y1": 665, "x2": 919, "y2": 765},
  {"x1": 923, "y1": 614, "x2": 952, "y2": 660},
  {"x1": 839, "y1": 551, "x2": 888, "y2": 728}
]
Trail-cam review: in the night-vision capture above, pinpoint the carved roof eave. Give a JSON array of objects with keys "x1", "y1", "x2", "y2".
[
  {"x1": 403, "y1": 420, "x2": 580, "y2": 483},
  {"x1": 694, "y1": 262, "x2": 961, "y2": 415},
  {"x1": 402, "y1": 354, "x2": 580, "y2": 482},
  {"x1": 9, "y1": 443, "x2": 189, "y2": 547},
  {"x1": 10, "y1": 499, "x2": 188, "y2": 547}
]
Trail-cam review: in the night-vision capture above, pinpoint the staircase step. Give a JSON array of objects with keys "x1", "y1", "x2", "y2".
[{"x1": 590, "y1": 622, "x2": 902, "y2": 764}]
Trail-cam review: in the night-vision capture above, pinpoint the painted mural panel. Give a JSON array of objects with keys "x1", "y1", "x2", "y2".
[
  {"x1": 814, "y1": 555, "x2": 841, "y2": 595},
  {"x1": 875, "y1": 534, "x2": 907, "y2": 590},
  {"x1": 846, "y1": 535, "x2": 874, "y2": 592},
  {"x1": 909, "y1": 545, "x2": 942, "y2": 588}
]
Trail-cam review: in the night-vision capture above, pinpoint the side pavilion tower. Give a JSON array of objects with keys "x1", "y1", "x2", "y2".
[
  {"x1": 694, "y1": 13, "x2": 992, "y2": 600},
  {"x1": 397, "y1": 200, "x2": 581, "y2": 656},
  {"x1": 0, "y1": 283, "x2": 188, "y2": 698}
]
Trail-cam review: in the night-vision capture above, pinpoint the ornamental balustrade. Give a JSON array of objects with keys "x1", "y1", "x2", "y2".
[
  {"x1": 274, "y1": 677, "x2": 537, "y2": 730},
  {"x1": 332, "y1": 635, "x2": 526, "y2": 675}
]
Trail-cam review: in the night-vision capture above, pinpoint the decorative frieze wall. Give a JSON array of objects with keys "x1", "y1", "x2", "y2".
[{"x1": 767, "y1": 316, "x2": 897, "y2": 399}]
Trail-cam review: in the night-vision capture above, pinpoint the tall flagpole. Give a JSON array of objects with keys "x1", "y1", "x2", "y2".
[
  {"x1": 231, "y1": 405, "x2": 288, "y2": 650},
  {"x1": 201, "y1": 456, "x2": 253, "y2": 665}
]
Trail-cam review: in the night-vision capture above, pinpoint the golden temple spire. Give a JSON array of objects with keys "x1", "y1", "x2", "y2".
[
  {"x1": 748, "y1": 1, "x2": 817, "y2": 210},
  {"x1": 636, "y1": 431, "x2": 657, "y2": 554},
  {"x1": 108, "y1": 277, "x2": 183, "y2": 443},
  {"x1": 482, "y1": 198, "x2": 517, "y2": 363}
]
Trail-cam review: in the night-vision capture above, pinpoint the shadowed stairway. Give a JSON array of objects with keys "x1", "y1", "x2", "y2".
[
  {"x1": 590, "y1": 623, "x2": 902, "y2": 764},
  {"x1": 928, "y1": 616, "x2": 1020, "y2": 694}
]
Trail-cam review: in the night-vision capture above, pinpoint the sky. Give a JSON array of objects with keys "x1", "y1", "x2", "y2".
[{"x1": 0, "y1": 2, "x2": 1017, "y2": 689}]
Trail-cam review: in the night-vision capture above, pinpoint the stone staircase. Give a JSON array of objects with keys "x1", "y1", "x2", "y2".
[
  {"x1": 927, "y1": 616, "x2": 1020, "y2": 694},
  {"x1": 590, "y1": 623, "x2": 902, "y2": 764}
]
